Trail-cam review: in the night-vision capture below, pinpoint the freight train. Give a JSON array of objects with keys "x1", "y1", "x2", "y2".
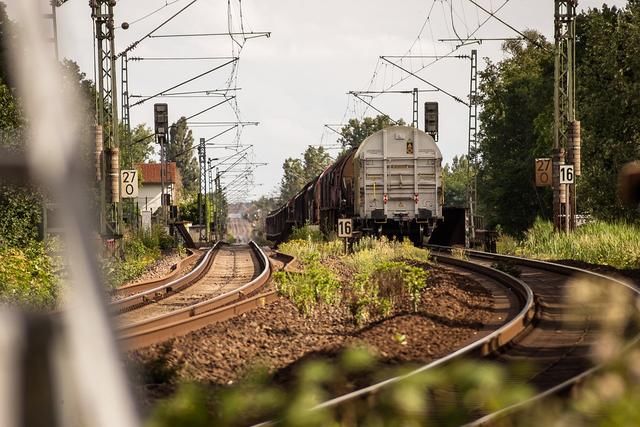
[{"x1": 266, "y1": 125, "x2": 445, "y2": 245}]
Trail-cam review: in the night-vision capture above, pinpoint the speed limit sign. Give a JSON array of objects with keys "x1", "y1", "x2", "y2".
[{"x1": 120, "y1": 170, "x2": 139, "y2": 198}]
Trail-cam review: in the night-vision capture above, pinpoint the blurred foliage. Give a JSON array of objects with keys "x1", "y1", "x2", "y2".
[{"x1": 0, "y1": 242, "x2": 59, "y2": 309}]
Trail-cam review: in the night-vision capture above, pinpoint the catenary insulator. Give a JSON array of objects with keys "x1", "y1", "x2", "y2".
[
  {"x1": 95, "y1": 125, "x2": 103, "y2": 182},
  {"x1": 569, "y1": 121, "x2": 581, "y2": 176},
  {"x1": 110, "y1": 147, "x2": 120, "y2": 203}
]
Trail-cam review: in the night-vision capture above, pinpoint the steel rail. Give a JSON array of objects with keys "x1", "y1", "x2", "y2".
[
  {"x1": 119, "y1": 241, "x2": 271, "y2": 350},
  {"x1": 252, "y1": 254, "x2": 536, "y2": 426},
  {"x1": 111, "y1": 244, "x2": 219, "y2": 312},
  {"x1": 111, "y1": 249, "x2": 199, "y2": 297},
  {"x1": 448, "y1": 248, "x2": 640, "y2": 426}
]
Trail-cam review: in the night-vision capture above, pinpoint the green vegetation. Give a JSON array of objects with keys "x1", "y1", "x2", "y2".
[
  {"x1": 478, "y1": 3, "x2": 640, "y2": 235},
  {"x1": 288, "y1": 224, "x2": 323, "y2": 242},
  {"x1": 498, "y1": 219, "x2": 640, "y2": 269},
  {"x1": 0, "y1": 243, "x2": 59, "y2": 309},
  {"x1": 280, "y1": 146, "x2": 332, "y2": 202},
  {"x1": 146, "y1": 261, "x2": 640, "y2": 427},
  {"x1": 443, "y1": 154, "x2": 471, "y2": 208},
  {"x1": 274, "y1": 237, "x2": 430, "y2": 323},
  {"x1": 338, "y1": 115, "x2": 406, "y2": 150},
  {"x1": 102, "y1": 226, "x2": 176, "y2": 288}
]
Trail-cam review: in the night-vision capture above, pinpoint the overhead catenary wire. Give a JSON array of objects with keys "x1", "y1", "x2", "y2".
[
  {"x1": 463, "y1": 0, "x2": 547, "y2": 50},
  {"x1": 119, "y1": 0, "x2": 200, "y2": 56},
  {"x1": 184, "y1": 97, "x2": 235, "y2": 121},
  {"x1": 130, "y1": 58, "x2": 238, "y2": 107},
  {"x1": 148, "y1": 31, "x2": 271, "y2": 39},
  {"x1": 124, "y1": 0, "x2": 185, "y2": 27}
]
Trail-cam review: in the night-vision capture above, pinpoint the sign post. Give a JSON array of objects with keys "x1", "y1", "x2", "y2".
[{"x1": 337, "y1": 218, "x2": 353, "y2": 254}]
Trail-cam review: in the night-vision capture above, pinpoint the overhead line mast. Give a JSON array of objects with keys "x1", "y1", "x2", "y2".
[{"x1": 553, "y1": 0, "x2": 580, "y2": 232}]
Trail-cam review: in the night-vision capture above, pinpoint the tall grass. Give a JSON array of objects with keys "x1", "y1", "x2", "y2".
[{"x1": 500, "y1": 218, "x2": 640, "y2": 269}]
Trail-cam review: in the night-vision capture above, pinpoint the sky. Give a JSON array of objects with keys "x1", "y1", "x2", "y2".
[{"x1": 3, "y1": 0, "x2": 629, "y2": 200}]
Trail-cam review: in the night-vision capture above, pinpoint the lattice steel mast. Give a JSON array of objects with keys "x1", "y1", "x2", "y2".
[
  {"x1": 91, "y1": 0, "x2": 121, "y2": 236},
  {"x1": 553, "y1": 0, "x2": 580, "y2": 232},
  {"x1": 467, "y1": 49, "x2": 479, "y2": 244}
]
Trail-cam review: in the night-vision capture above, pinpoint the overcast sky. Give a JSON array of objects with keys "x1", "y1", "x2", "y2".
[{"x1": 4, "y1": 0, "x2": 628, "y2": 200}]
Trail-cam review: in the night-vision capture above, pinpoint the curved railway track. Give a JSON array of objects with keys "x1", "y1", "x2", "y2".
[
  {"x1": 117, "y1": 241, "x2": 272, "y2": 351},
  {"x1": 265, "y1": 247, "x2": 639, "y2": 426}
]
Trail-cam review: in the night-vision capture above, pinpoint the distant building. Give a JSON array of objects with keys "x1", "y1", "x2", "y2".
[{"x1": 135, "y1": 162, "x2": 182, "y2": 215}]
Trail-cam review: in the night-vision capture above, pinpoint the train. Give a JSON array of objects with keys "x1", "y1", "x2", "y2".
[{"x1": 266, "y1": 125, "x2": 446, "y2": 245}]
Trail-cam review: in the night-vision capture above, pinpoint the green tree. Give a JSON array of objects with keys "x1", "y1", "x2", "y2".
[
  {"x1": 120, "y1": 123, "x2": 154, "y2": 167},
  {"x1": 168, "y1": 117, "x2": 198, "y2": 193},
  {"x1": 0, "y1": 2, "x2": 17, "y2": 88},
  {"x1": 279, "y1": 146, "x2": 332, "y2": 202},
  {"x1": 477, "y1": 31, "x2": 554, "y2": 235},
  {"x1": 338, "y1": 115, "x2": 405, "y2": 150},
  {"x1": 280, "y1": 157, "x2": 305, "y2": 202},
  {"x1": 302, "y1": 146, "x2": 332, "y2": 181},
  {"x1": 574, "y1": 3, "x2": 640, "y2": 220},
  {"x1": 443, "y1": 155, "x2": 470, "y2": 208}
]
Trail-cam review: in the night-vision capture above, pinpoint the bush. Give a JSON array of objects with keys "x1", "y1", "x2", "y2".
[
  {"x1": 0, "y1": 242, "x2": 58, "y2": 309},
  {"x1": 276, "y1": 237, "x2": 431, "y2": 323},
  {"x1": 103, "y1": 225, "x2": 176, "y2": 288},
  {"x1": 274, "y1": 253, "x2": 341, "y2": 315},
  {"x1": 289, "y1": 225, "x2": 324, "y2": 242}
]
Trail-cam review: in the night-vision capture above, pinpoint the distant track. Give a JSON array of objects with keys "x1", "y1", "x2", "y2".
[{"x1": 118, "y1": 241, "x2": 271, "y2": 350}]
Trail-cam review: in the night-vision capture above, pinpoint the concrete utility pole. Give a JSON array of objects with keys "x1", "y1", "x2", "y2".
[
  {"x1": 92, "y1": 0, "x2": 121, "y2": 236},
  {"x1": 553, "y1": 0, "x2": 581, "y2": 232}
]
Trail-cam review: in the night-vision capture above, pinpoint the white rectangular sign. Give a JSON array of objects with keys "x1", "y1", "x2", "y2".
[
  {"x1": 560, "y1": 165, "x2": 574, "y2": 184},
  {"x1": 120, "y1": 170, "x2": 139, "y2": 198},
  {"x1": 337, "y1": 218, "x2": 353, "y2": 238}
]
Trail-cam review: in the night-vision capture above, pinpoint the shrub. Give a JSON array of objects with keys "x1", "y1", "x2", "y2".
[
  {"x1": 0, "y1": 242, "x2": 58, "y2": 309},
  {"x1": 289, "y1": 225, "x2": 324, "y2": 242}
]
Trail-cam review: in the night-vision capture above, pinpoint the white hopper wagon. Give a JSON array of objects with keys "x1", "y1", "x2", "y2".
[{"x1": 353, "y1": 125, "x2": 443, "y2": 244}]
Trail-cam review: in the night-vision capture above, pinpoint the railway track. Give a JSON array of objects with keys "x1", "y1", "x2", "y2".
[
  {"x1": 117, "y1": 241, "x2": 272, "y2": 350},
  {"x1": 276, "y1": 248, "x2": 640, "y2": 425}
]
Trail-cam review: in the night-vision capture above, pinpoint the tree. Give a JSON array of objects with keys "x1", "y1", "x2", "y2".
[
  {"x1": 574, "y1": 3, "x2": 640, "y2": 221},
  {"x1": 280, "y1": 157, "x2": 305, "y2": 202},
  {"x1": 120, "y1": 123, "x2": 154, "y2": 167},
  {"x1": 302, "y1": 146, "x2": 331, "y2": 181},
  {"x1": 279, "y1": 146, "x2": 332, "y2": 202},
  {"x1": 443, "y1": 155, "x2": 470, "y2": 208},
  {"x1": 168, "y1": 117, "x2": 199, "y2": 194},
  {"x1": 0, "y1": 2, "x2": 17, "y2": 89},
  {"x1": 477, "y1": 31, "x2": 554, "y2": 235},
  {"x1": 338, "y1": 115, "x2": 406, "y2": 150}
]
